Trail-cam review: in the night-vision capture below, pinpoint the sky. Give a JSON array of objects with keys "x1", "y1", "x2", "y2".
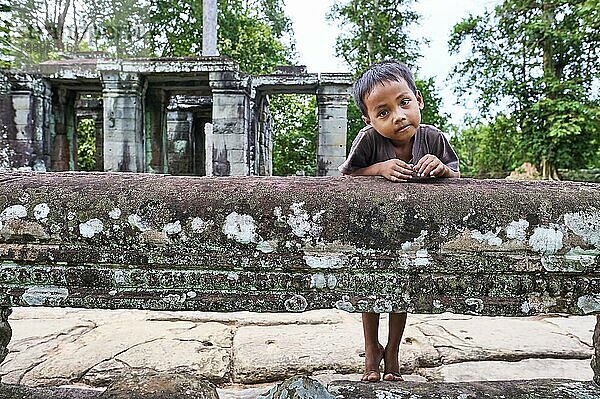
[{"x1": 284, "y1": 0, "x2": 502, "y2": 126}]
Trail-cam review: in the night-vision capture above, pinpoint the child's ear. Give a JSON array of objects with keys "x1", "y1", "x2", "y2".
[
  {"x1": 362, "y1": 115, "x2": 371, "y2": 125},
  {"x1": 416, "y1": 90, "x2": 424, "y2": 110}
]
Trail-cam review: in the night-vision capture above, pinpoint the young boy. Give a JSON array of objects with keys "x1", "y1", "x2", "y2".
[{"x1": 339, "y1": 60, "x2": 460, "y2": 382}]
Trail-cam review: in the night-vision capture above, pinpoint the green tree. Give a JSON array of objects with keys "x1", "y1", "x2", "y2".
[
  {"x1": 149, "y1": 0, "x2": 293, "y2": 74},
  {"x1": 6, "y1": 0, "x2": 150, "y2": 64},
  {"x1": 450, "y1": 0, "x2": 600, "y2": 178},
  {"x1": 451, "y1": 115, "x2": 522, "y2": 177},
  {"x1": 0, "y1": 1, "x2": 11, "y2": 67},
  {"x1": 269, "y1": 94, "x2": 318, "y2": 176},
  {"x1": 327, "y1": 0, "x2": 450, "y2": 148},
  {"x1": 328, "y1": 0, "x2": 421, "y2": 72}
]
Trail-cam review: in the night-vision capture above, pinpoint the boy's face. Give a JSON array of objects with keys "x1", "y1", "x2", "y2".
[{"x1": 362, "y1": 79, "x2": 424, "y2": 146}]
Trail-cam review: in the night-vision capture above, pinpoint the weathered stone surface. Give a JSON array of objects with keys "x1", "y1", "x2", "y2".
[
  {"x1": 424, "y1": 358, "x2": 594, "y2": 382},
  {"x1": 98, "y1": 372, "x2": 218, "y2": 399},
  {"x1": 1, "y1": 174, "x2": 599, "y2": 316},
  {"x1": 0, "y1": 384, "x2": 101, "y2": 399},
  {"x1": 415, "y1": 315, "x2": 593, "y2": 366},
  {"x1": 0, "y1": 309, "x2": 233, "y2": 387},
  {"x1": 231, "y1": 317, "x2": 434, "y2": 383},
  {"x1": 256, "y1": 376, "x2": 334, "y2": 399},
  {"x1": 329, "y1": 379, "x2": 600, "y2": 399},
  {"x1": 1, "y1": 308, "x2": 596, "y2": 388}
]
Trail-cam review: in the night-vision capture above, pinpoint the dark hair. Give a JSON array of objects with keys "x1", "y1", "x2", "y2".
[{"x1": 352, "y1": 61, "x2": 418, "y2": 116}]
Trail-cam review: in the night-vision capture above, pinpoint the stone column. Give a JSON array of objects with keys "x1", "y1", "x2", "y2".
[
  {"x1": 316, "y1": 78, "x2": 351, "y2": 176},
  {"x1": 209, "y1": 71, "x2": 250, "y2": 176},
  {"x1": 166, "y1": 110, "x2": 194, "y2": 175},
  {"x1": 0, "y1": 74, "x2": 51, "y2": 171},
  {"x1": 202, "y1": 0, "x2": 219, "y2": 56},
  {"x1": 101, "y1": 72, "x2": 145, "y2": 172},
  {"x1": 145, "y1": 88, "x2": 168, "y2": 174},
  {"x1": 51, "y1": 88, "x2": 76, "y2": 171}
]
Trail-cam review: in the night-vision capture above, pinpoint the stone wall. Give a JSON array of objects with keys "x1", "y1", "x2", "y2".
[{"x1": 0, "y1": 173, "x2": 598, "y2": 316}]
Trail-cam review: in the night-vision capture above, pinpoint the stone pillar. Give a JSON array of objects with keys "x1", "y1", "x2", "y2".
[
  {"x1": 593, "y1": 314, "x2": 600, "y2": 385},
  {"x1": 166, "y1": 110, "x2": 194, "y2": 175},
  {"x1": 101, "y1": 72, "x2": 145, "y2": 172},
  {"x1": 51, "y1": 88, "x2": 76, "y2": 171},
  {"x1": 203, "y1": 0, "x2": 219, "y2": 56},
  {"x1": 316, "y1": 80, "x2": 351, "y2": 176},
  {"x1": 209, "y1": 71, "x2": 250, "y2": 176},
  {"x1": 0, "y1": 73, "x2": 51, "y2": 171},
  {"x1": 145, "y1": 88, "x2": 168, "y2": 174}
]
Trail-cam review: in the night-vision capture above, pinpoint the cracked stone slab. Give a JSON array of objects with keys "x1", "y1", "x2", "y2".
[
  {"x1": 414, "y1": 315, "x2": 594, "y2": 365},
  {"x1": 420, "y1": 358, "x2": 594, "y2": 382},
  {"x1": 231, "y1": 319, "x2": 433, "y2": 384},
  {"x1": 15, "y1": 319, "x2": 232, "y2": 387}
]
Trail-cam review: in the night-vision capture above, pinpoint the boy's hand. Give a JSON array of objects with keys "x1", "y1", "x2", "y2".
[
  {"x1": 378, "y1": 159, "x2": 415, "y2": 182},
  {"x1": 414, "y1": 155, "x2": 450, "y2": 178}
]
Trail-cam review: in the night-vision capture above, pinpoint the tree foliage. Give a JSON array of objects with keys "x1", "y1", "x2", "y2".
[
  {"x1": 450, "y1": 0, "x2": 600, "y2": 175},
  {"x1": 269, "y1": 94, "x2": 318, "y2": 176},
  {"x1": 327, "y1": 0, "x2": 422, "y2": 72},
  {"x1": 150, "y1": 0, "x2": 293, "y2": 74},
  {"x1": 327, "y1": 0, "x2": 450, "y2": 152}
]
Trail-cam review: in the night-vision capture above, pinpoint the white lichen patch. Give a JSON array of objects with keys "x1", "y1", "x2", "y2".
[
  {"x1": 109, "y1": 208, "x2": 122, "y2": 219},
  {"x1": 33, "y1": 203, "x2": 50, "y2": 221},
  {"x1": 470, "y1": 229, "x2": 502, "y2": 247},
  {"x1": 256, "y1": 240, "x2": 276, "y2": 253},
  {"x1": 79, "y1": 218, "x2": 104, "y2": 238},
  {"x1": 521, "y1": 301, "x2": 531, "y2": 314},
  {"x1": 401, "y1": 230, "x2": 428, "y2": 251},
  {"x1": 564, "y1": 211, "x2": 600, "y2": 248},
  {"x1": 577, "y1": 295, "x2": 600, "y2": 314},
  {"x1": 311, "y1": 273, "x2": 327, "y2": 289},
  {"x1": 335, "y1": 296, "x2": 355, "y2": 312},
  {"x1": 128, "y1": 214, "x2": 151, "y2": 232},
  {"x1": 303, "y1": 254, "x2": 346, "y2": 269},
  {"x1": 413, "y1": 249, "x2": 431, "y2": 266},
  {"x1": 564, "y1": 247, "x2": 598, "y2": 267},
  {"x1": 529, "y1": 225, "x2": 563, "y2": 254},
  {"x1": 0, "y1": 205, "x2": 27, "y2": 221},
  {"x1": 223, "y1": 212, "x2": 258, "y2": 244},
  {"x1": 22, "y1": 287, "x2": 69, "y2": 306},
  {"x1": 67, "y1": 211, "x2": 76, "y2": 221},
  {"x1": 279, "y1": 202, "x2": 324, "y2": 240},
  {"x1": 191, "y1": 217, "x2": 213, "y2": 233},
  {"x1": 163, "y1": 221, "x2": 182, "y2": 235},
  {"x1": 284, "y1": 294, "x2": 308, "y2": 312},
  {"x1": 506, "y1": 219, "x2": 529, "y2": 241},
  {"x1": 373, "y1": 299, "x2": 393, "y2": 313}
]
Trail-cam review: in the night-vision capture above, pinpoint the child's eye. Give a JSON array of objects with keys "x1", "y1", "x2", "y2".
[
  {"x1": 400, "y1": 99, "x2": 411, "y2": 106},
  {"x1": 378, "y1": 110, "x2": 389, "y2": 117}
]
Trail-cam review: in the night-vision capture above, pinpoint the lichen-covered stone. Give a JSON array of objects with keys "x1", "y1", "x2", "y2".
[
  {"x1": 0, "y1": 173, "x2": 598, "y2": 317},
  {"x1": 256, "y1": 376, "x2": 334, "y2": 399},
  {"x1": 99, "y1": 372, "x2": 218, "y2": 399},
  {"x1": 328, "y1": 379, "x2": 600, "y2": 399}
]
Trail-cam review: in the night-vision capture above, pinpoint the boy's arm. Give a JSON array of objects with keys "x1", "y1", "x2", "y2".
[{"x1": 350, "y1": 159, "x2": 415, "y2": 181}]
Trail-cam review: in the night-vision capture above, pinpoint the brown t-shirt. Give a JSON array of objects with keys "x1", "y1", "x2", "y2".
[{"x1": 338, "y1": 124, "x2": 460, "y2": 174}]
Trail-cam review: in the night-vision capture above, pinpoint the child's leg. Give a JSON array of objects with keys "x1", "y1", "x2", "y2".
[
  {"x1": 361, "y1": 312, "x2": 384, "y2": 382},
  {"x1": 383, "y1": 312, "x2": 407, "y2": 381}
]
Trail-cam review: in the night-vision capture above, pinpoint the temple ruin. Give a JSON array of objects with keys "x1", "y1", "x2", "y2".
[
  {"x1": 0, "y1": 0, "x2": 352, "y2": 176},
  {"x1": 0, "y1": 58, "x2": 352, "y2": 176}
]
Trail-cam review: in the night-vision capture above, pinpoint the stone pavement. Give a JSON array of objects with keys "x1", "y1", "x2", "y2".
[{"x1": 0, "y1": 308, "x2": 595, "y2": 398}]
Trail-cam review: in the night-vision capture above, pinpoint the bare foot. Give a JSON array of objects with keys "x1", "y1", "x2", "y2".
[
  {"x1": 383, "y1": 372, "x2": 404, "y2": 381},
  {"x1": 383, "y1": 345, "x2": 402, "y2": 382},
  {"x1": 361, "y1": 344, "x2": 384, "y2": 382}
]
